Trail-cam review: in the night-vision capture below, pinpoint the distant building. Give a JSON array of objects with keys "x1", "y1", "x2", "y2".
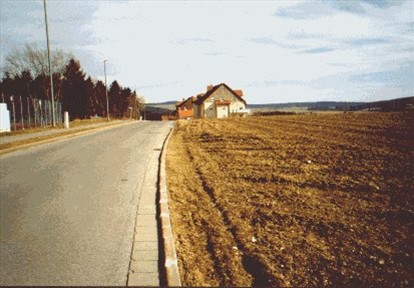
[
  {"x1": 191, "y1": 83, "x2": 249, "y2": 119},
  {"x1": 175, "y1": 96, "x2": 195, "y2": 119}
]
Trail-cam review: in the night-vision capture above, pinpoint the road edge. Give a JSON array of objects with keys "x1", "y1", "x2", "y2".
[
  {"x1": 158, "y1": 125, "x2": 182, "y2": 287},
  {"x1": 0, "y1": 120, "x2": 137, "y2": 156}
]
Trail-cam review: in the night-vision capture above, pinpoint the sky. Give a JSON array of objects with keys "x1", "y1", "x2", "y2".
[{"x1": 0, "y1": 0, "x2": 413, "y2": 104}]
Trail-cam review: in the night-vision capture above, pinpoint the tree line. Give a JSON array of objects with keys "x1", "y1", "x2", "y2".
[{"x1": 0, "y1": 44, "x2": 144, "y2": 121}]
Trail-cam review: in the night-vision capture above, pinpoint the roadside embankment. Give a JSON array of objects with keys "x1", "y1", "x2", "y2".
[{"x1": 0, "y1": 120, "x2": 137, "y2": 155}]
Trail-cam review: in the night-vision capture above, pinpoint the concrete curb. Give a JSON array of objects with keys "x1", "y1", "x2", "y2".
[
  {"x1": 158, "y1": 125, "x2": 182, "y2": 287},
  {"x1": 0, "y1": 120, "x2": 137, "y2": 156}
]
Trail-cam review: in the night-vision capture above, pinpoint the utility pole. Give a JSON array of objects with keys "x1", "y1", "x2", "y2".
[
  {"x1": 104, "y1": 60, "x2": 110, "y2": 121},
  {"x1": 44, "y1": 0, "x2": 56, "y2": 127}
]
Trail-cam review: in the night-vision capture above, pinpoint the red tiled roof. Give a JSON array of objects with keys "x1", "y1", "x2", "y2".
[
  {"x1": 176, "y1": 96, "x2": 194, "y2": 108},
  {"x1": 193, "y1": 83, "x2": 246, "y2": 105},
  {"x1": 234, "y1": 89, "x2": 243, "y2": 97}
]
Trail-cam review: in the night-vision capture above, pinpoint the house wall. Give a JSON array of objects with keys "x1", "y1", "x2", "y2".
[
  {"x1": 203, "y1": 86, "x2": 245, "y2": 118},
  {"x1": 230, "y1": 100, "x2": 246, "y2": 114},
  {"x1": 216, "y1": 105, "x2": 229, "y2": 118},
  {"x1": 193, "y1": 104, "x2": 202, "y2": 118},
  {"x1": 193, "y1": 85, "x2": 247, "y2": 119},
  {"x1": 204, "y1": 101, "x2": 215, "y2": 118},
  {"x1": 177, "y1": 108, "x2": 193, "y2": 119}
]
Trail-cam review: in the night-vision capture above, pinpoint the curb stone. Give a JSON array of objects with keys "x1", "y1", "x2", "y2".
[{"x1": 158, "y1": 125, "x2": 182, "y2": 287}]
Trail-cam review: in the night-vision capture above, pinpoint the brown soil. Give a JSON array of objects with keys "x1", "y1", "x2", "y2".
[{"x1": 166, "y1": 112, "x2": 414, "y2": 287}]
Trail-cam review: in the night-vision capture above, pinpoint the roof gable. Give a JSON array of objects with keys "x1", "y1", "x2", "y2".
[
  {"x1": 194, "y1": 83, "x2": 246, "y2": 105},
  {"x1": 176, "y1": 96, "x2": 194, "y2": 108}
]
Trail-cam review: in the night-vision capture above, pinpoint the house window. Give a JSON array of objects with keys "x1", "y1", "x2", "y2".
[{"x1": 222, "y1": 107, "x2": 226, "y2": 110}]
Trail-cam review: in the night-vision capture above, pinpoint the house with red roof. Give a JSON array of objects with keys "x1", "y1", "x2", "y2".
[
  {"x1": 191, "y1": 83, "x2": 249, "y2": 119},
  {"x1": 175, "y1": 96, "x2": 195, "y2": 119}
]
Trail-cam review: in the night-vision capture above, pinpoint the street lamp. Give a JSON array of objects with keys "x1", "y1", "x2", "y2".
[{"x1": 104, "y1": 60, "x2": 110, "y2": 121}]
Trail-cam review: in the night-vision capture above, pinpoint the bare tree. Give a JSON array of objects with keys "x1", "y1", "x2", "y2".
[
  {"x1": 3, "y1": 43, "x2": 73, "y2": 78},
  {"x1": 129, "y1": 92, "x2": 146, "y2": 118}
]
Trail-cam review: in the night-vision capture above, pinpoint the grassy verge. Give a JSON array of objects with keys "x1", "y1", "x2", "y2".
[
  {"x1": 166, "y1": 112, "x2": 414, "y2": 287},
  {"x1": 0, "y1": 118, "x2": 116, "y2": 137},
  {"x1": 0, "y1": 120, "x2": 132, "y2": 153}
]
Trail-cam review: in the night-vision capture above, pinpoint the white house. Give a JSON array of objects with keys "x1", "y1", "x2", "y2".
[{"x1": 193, "y1": 83, "x2": 249, "y2": 119}]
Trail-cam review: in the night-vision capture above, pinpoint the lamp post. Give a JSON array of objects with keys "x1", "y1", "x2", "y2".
[
  {"x1": 43, "y1": 0, "x2": 55, "y2": 127},
  {"x1": 104, "y1": 60, "x2": 109, "y2": 121}
]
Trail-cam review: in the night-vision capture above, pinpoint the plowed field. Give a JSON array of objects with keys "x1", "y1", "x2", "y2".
[{"x1": 166, "y1": 112, "x2": 414, "y2": 287}]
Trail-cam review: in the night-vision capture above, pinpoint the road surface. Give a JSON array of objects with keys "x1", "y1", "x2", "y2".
[{"x1": 0, "y1": 121, "x2": 172, "y2": 285}]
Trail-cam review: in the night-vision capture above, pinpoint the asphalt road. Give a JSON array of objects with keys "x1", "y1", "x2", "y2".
[{"x1": 0, "y1": 121, "x2": 172, "y2": 285}]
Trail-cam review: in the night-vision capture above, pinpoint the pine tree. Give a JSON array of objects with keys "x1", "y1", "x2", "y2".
[
  {"x1": 84, "y1": 77, "x2": 95, "y2": 117},
  {"x1": 62, "y1": 59, "x2": 87, "y2": 119},
  {"x1": 109, "y1": 80, "x2": 122, "y2": 117},
  {"x1": 93, "y1": 80, "x2": 107, "y2": 117}
]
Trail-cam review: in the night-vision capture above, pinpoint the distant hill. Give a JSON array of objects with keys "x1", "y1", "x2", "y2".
[
  {"x1": 146, "y1": 101, "x2": 176, "y2": 111},
  {"x1": 143, "y1": 96, "x2": 414, "y2": 119},
  {"x1": 144, "y1": 101, "x2": 176, "y2": 120},
  {"x1": 146, "y1": 101, "x2": 177, "y2": 106},
  {"x1": 348, "y1": 96, "x2": 414, "y2": 111},
  {"x1": 247, "y1": 101, "x2": 364, "y2": 111},
  {"x1": 248, "y1": 96, "x2": 414, "y2": 112}
]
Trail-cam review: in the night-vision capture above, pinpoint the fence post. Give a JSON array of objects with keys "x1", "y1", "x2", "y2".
[
  {"x1": 11, "y1": 95, "x2": 16, "y2": 131},
  {"x1": 45, "y1": 100, "x2": 47, "y2": 127},
  {"x1": 44, "y1": 100, "x2": 47, "y2": 127},
  {"x1": 36, "y1": 99, "x2": 39, "y2": 128},
  {"x1": 55, "y1": 101, "x2": 59, "y2": 125},
  {"x1": 49, "y1": 100, "x2": 52, "y2": 126},
  {"x1": 46, "y1": 100, "x2": 50, "y2": 126},
  {"x1": 58, "y1": 102, "x2": 62, "y2": 123},
  {"x1": 64, "y1": 111, "x2": 69, "y2": 129},
  {"x1": 20, "y1": 95, "x2": 24, "y2": 130},
  {"x1": 50, "y1": 100, "x2": 53, "y2": 125},
  {"x1": 33, "y1": 98, "x2": 37, "y2": 128},
  {"x1": 56, "y1": 102, "x2": 62, "y2": 123},
  {"x1": 27, "y1": 97, "x2": 31, "y2": 128},
  {"x1": 40, "y1": 99, "x2": 43, "y2": 128},
  {"x1": 42, "y1": 100, "x2": 45, "y2": 126},
  {"x1": 39, "y1": 100, "x2": 42, "y2": 128},
  {"x1": 45, "y1": 101, "x2": 47, "y2": 127}
]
